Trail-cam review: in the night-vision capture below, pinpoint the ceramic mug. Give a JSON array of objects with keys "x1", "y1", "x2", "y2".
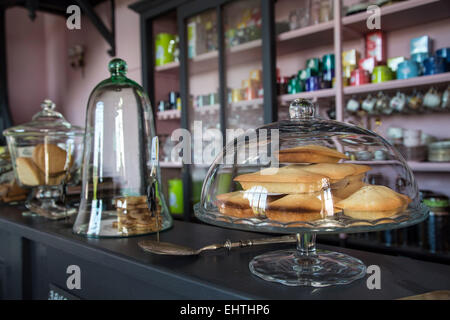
[
  {"x1": 441, "y1": 85, "x2": 450, "y2": 109},
  {"x1": 346, "y1": 96, "x2": 360, "y2": 113},
  {"x1": 407, "y1": 90, "x2": 423, "y2": 111},
  {"x1": 372, "y1": 65, "x2": 393, "y2": 83},
  {"x1": 390, "y1": 91, "x2": 407, "y2": 113},
  {"x1": 387, "y1": 127, "x2": 403, "y2": 145},
  {"x1": 362, "y1": 94, "x2": 377, "y2": 114},
  {"x1": 403, "y1": 129, "x2": 422, "y2": 147},
  {"x1": 423, "y1": 87, "x2": 442, "y2": 109},
  {"x1": 376, "y1": 92, "x2": 392, "y2": 115},
  {"x1": 374, "y1": 150, "x2": 387, "y2": 161}
]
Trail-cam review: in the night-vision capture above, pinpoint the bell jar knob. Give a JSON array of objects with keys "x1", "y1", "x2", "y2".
[
  {"x1": 289, "y1": 98, "x2": 316, "y2": 120},
  {"x1": 108, "y1": 58, "x2": 128, "y2": 77},
  {"x1": 32, "y1": 99, "x2": 65, "y2": 121},
  {"x1": 41, "y1": 99, "x2": 56, "y2": 111}
]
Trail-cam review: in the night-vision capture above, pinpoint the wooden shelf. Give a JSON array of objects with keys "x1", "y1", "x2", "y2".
[
  {"x1": 160, "y1": 161, "x2": 182, "y2": 168},
  {"x1": 277, "y1": 73, "x2": 450, "y2": 105},
  {"x1": 189, "y1": 39, "x2": 262, "y2": 73},
  {"x1": 348, "y1": 160, "x2": 450, "y2": 172},
  {"x1": 344, "y1": 72, "x2": 450, "y2": 96},
  {"x1": 278, "y1": 21, "x2": 334, "y2": 42},
  {"x1": 194, "y1": 98, "x2": 264, "y2": 114},
  {"x1": 279, "y1": 88, "x2": 336, "y2": 103},
  {"x1": 277, "y1": 21, "x2": 335, "y2": 55},
  {"x1": 407, "y1": 161, "x2": 450, "y2": 172},
  {"x1": 343, "y1": 0, "x2": 450, "y2": 37},
  {"x1": 231, "y1": 98, "x2": 263, "y2": 109},
  {"x1": 157, "y1": 109, "x2": 181, "y2": 120},
  {"x1": 229, "y1": 39, "x2": 262, "y2": 54},
  {"x1": 195, "y1": 104, "x2": 219, "y2": 115},
  {"x1": 155, "y1": 61, "x2": 179, "y2": 72}
]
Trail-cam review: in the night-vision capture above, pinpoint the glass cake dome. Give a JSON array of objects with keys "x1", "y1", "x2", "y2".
[
  {"x1": 73, "y1": 58, "x2": 173, "y2": 238},
  {"x1": 194, "y1": 98, "x2": 429, "y2": 287}
]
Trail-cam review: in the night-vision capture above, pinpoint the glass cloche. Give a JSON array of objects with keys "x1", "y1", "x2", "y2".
[
  {"x1": 3, "y1": 99, "x2": 84, "y2": 219},
  {"x1": 194, "y1": 98, "x2": 429, "y2": 287},
  {"x1": 73, "y1": 58, "x2": 173, "y2": 238}
]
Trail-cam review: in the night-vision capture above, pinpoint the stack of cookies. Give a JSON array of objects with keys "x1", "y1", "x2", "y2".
[
  {"x1": 215, "y1": 144, "x2": 411, "y2": 223},
  {"x1": 15, "y1": 143, "x2": 70, "y2": 186},
  {"x1": 113, "y1": 195, "x2": 162, "y2": 235}
]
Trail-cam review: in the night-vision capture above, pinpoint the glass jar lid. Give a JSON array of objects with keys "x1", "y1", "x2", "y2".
[
  {"x1": 3, "y1": 99, "x2": 84, "y2": 137},
  {"x1": 195, "y1": 98, "x2": 428, "y2": 234}
]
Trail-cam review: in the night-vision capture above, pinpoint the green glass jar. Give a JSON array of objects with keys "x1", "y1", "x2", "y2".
[{"x1": 73, "y1": 58, "x2": 173, "y2": 238}]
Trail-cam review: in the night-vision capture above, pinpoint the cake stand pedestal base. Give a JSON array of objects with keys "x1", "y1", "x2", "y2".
[
  {"x1": 24, "y1": 185, "x2": 75, "y2": 220},
  {"x1": 249, "y1": 233, "x2": 366, "y2": 287}
]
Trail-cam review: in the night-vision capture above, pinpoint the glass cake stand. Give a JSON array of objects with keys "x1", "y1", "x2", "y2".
[
  {"x1": 194, "y1": 98, "x2": 429, "y2": 287},
  {"x1": 194, "y1": 202, "x2": 428, "y2": 287}
]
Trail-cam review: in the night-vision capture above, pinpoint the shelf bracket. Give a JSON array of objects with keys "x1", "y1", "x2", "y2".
[
  {"x1": 75, "y1": 0, "x2": 116, "y2": 56},
  {"x1": 25, "y1": 0, "x2": 37, "y2": 20}
]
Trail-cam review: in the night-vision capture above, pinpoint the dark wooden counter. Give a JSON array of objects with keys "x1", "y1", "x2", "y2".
[{"x1": 0, "y1": 204, "x2": 449, "y2": 300}]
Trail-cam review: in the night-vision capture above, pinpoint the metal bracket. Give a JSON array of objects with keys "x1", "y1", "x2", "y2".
[
  {"x1": 75, "y1": 0, "x2": 116, "y2": 56},
  {"x1": 25, "y1": 0, "x2": 37, "y2": 20}
]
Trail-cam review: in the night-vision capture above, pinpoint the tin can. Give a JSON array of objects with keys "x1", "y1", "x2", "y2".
[{"x1": 232, "y1": 88, "x2": 242, "y2": 102}]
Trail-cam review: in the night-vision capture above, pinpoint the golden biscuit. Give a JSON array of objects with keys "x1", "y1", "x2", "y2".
[
  {"x1": 32, "y1": 143, "x2": 68, "y2": 175},
  {"x1": 301, "y1": 163, "x2": 358, "y2": 181},
  {"x1": 265, "y1": 211, "x2": 323, "y2": 223},
  {"x1": 16, "y1": 157, "x2": 43, "y2": 186},
  {"x1": 216, "y1": 191, "x2": 283, "y2": 218},
  {"x1": 278, "y1": 153, "x2": 342, "y2": 164},
  {"x1": 234, "y1": 165, "x2": 330, "y2": 194},
  {"x1": 265, "y1": 192, "x2": 340, "y2": 223},
  {"x1": 335, "y1": 185, "x2": 411, "y2": 220}
]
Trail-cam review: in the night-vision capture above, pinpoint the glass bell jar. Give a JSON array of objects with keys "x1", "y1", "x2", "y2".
[
  {"x1": 195, "y1": 98, "x2": 429, "y2": 287},
  {"x1": 3, "y1": 99, "x2": 84, "y2": 219},
  {"x1": 73, "y1": 58, "x2": 172, "y2": 238}
]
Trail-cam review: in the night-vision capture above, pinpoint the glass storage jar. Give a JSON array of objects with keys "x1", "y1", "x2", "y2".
[
  {"x1": 73, "y1": 58, "x2": 172, "y2": 238},
  {"x1": 3, "y1": 99, "x2": 84, "y2": 219}
]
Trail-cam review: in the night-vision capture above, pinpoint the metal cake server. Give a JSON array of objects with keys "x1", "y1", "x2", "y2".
[{"x1": 138, "y1": 235, "x2": 297, "y2": 256}]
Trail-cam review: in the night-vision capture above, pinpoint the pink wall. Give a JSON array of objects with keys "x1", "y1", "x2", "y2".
[
  {"x1": 6, "y1": 7, "x2": 52, "y2": 125},
  {"x1": 5, "y1": 0, "x2": 141, "y2": 127},
  {"x1": 64, "y1": 0, "x2": 142, "y2": 126}
]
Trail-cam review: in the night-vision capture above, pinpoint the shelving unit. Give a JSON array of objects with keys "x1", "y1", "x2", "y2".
[
  {"x1": 342, "y1": 0, "x2": 450, "y2": 35},
  {"x1": 277, "y1": 20, "x2": 335, "y2": 55},
  {"x1": 160, "y1": 161, "x2": 183, "y2": 168},
  {"x1": 344, "y1": 72, "x2": 450, "y2": 95},
  {"x1": 279, "y1": 88, "x2": 336, "y2": 103},
  {"x1": 132, "y1": 0, "x2": 450, "y2": 220},
  {"x1": 155, "y1": 61, "x2": 180, "y2": 72},
  {"x1": 349, "y1": 159, "x2": 450, "y2": 173},
  {"x1": 408, "y1": 161, "x2": 450, "y2": 173},
  {"x1": 157, "y1": 109, "x2": 181, "y2": 120}
]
